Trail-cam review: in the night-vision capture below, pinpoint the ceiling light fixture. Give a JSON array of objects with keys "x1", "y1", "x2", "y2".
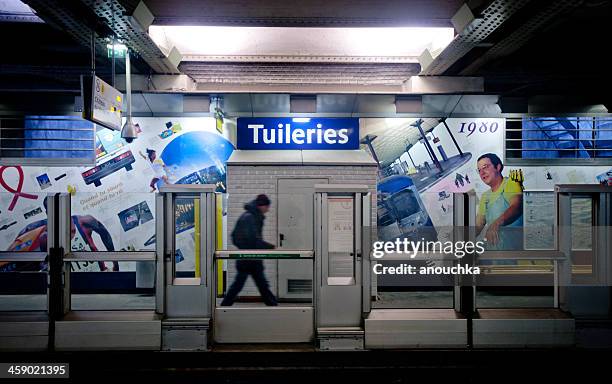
[{"x1": 149, "y1": 26, "x2": 454, "y2": 61}]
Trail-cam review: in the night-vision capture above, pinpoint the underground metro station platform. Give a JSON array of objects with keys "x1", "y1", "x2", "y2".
[{"x1": 1, "y1": 0, "x2": 612, "y2": 380}]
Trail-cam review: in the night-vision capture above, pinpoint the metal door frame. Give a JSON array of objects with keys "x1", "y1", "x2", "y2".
[
  {"x1": 556, "y1": 184, "x2": 612, "y2": 311},
  {"x1": 314, "y1": 184, "x2": 370, "y2": 329},
  {"x1": 156, "y1": 184, "x2": 216, "y2": 318}
]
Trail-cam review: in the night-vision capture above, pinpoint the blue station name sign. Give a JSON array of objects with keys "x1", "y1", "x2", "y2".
[{"x1": 237, "y1": 117, "x2": 359, "y2": 150}]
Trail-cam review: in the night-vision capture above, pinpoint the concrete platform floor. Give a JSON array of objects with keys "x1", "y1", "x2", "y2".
[{"x1": 0, "y1": 291, "x2": 553, "y2": 311}]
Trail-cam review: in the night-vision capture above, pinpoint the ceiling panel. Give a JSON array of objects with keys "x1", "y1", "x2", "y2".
[{"x1": 180, "y1": 62, "x2": 419, "y2": 86}]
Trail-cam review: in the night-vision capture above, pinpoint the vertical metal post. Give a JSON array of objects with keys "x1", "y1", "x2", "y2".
[
  {"x1": 58, "y1": 193, "x2": 71, "y2": 316},
  {"x1": 452, "y1": 193, "x2": 464, "y2": 313},
  {"x1": 314, "y1": 193, "x2": 321, "y2": 328},
  {"x1": 361, "y1": 135, "x2": 381, "y2": 168},
  {"x1": 412, "y1": 119, "x2": 443, "y2": 172},
  {"x1": 553, "y1": 260, "x2": 559, "y2": 309},
  {"x1": 164, "y1": 192, "x2": 174, "y2": 286},
  {"x1": 46, "y1": 193, "x2": 60, "y2": 351},
  {"x1": 111, "y1": 39, "x2": 116, "y2": 87},
  {"x1": 556, "y1": 190, "x2": 572, "y2": 312},
  {"x1": 361, "y1": 193, "x2": 372, "y2": 315},
  {"x1": 454, "y1": 192, "x2": 476, "y2": 347},
  {"x1": 90, "y1": 30, "x2": 96, "y2": 75},
  {"x1": 111, "y1": 1, "x2": 116, "y2": 87},
  {"x1": 155, "y1": 193, "x2": 165, "y2": 314},
  {"x1": 355, "y1": 193, "x2": 362, "y2": 281},
  {"x1": 125, "y1": 51, "x2": 132, "y2": 117},
  {"x1": 440, "y1": 118, "x2": 464, "y2": 157},
  {"x1": 194, "y1": 199, "x2": 201, "y2": 279}
]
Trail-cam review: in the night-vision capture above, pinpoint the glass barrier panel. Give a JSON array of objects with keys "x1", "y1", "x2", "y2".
[
  {"x1": 372, "y1": 192, "x2": 457, "y2": 309},
  {"x1": 66, "y1": 190, "x2": 157, "y2": 308},
  {"x1": 215, "y1": 256, "x2": 313, "y2": 307},
  {"x1": 0, "y1": 191, "x2": 48, "y2": 312},
  {"x1": 0, "y1": 262, "x2": 47, "y2": 311},
  {"x1": 216, "y1": 191, "x2": 315, "y2": 306},
  {"x1": 174, "y1": 196, "x2": 199, "y2": 278},
  {"x1": 570, "y1": 197, "x2": 594, "y2": 279},
  {"x1": 372, "y1": 290, "x2": 454, "y2": 309},
  {"x1": 69, "y1": 192, "x2": 156, "y2": 273},
  {"x1": 69, "y1": 260, "x2": 155, "y2": 310},
  {"x1": 475, "y1": 287, "x2": 554, "y2": 308}
]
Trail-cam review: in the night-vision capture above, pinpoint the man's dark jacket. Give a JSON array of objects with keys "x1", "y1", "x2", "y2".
[{"x1": 231, "y1": 200, "x2": 274, "y2": 250}]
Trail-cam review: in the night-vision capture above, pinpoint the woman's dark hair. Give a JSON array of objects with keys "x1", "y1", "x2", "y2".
[
  {"x1": 477, "y1": 153, "x2": 504, "y2": 172},
  {"x1": 146, "y1": 148, "x2": 156, "y2": 161}
]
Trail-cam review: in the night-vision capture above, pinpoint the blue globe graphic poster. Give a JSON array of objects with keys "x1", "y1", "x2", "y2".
[{"x1": 160, "y1": 131, "x2": 234, "y2": 192}]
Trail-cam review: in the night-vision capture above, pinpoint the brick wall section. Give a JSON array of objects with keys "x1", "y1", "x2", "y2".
[{"x1": 225, "y1": 165, "x2": 378, "y2": 297}]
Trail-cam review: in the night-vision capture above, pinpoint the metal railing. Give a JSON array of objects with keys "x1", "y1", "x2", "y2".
[{"x1": 214, "y1": 250, "x2": 314, "y2": 260}]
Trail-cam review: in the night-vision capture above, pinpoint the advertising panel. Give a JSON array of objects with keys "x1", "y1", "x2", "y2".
[
  {"x1": 81, "y1": 75, "x2": 123, "y2": 131},
  {"x1": 0, "y1": 117, "x2": 234, "y2": 274}
]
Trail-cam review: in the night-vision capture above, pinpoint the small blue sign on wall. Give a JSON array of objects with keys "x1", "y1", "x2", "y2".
[{"x1": 237, "y1": 118, "x2": 359, "y2": 150}]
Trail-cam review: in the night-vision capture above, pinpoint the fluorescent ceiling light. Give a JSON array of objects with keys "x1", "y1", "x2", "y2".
[
  {"x1": 149, "y1": 26, "x2": 454, "y2": 61},
  {"x1": 0, "y1": 0, "x2": 42, "y2": 22}
]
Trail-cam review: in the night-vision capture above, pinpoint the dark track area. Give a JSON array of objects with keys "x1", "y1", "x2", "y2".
[{"x1": 1, "y1": 348, "x2": 610, "y2": 383}]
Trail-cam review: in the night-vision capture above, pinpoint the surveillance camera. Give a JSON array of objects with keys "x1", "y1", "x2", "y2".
[{"x1": 121, "y1": 118, "x2": 138, "y2": 143}]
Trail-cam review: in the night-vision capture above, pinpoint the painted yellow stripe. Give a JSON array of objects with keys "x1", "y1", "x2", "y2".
[{"x1": 216, "y1": 193, "x2": 224, "y2": 297}]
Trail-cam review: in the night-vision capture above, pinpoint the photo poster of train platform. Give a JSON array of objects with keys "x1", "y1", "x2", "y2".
[
  {"x1": 0, "y1": 117, "x2": 234, "y2": 273},
  {"x1": 364, "y1": 117, "x2": 611, "y2": 260},
  {"x1": 362, "y1": 118, "x2": 506, "y2": 247}
]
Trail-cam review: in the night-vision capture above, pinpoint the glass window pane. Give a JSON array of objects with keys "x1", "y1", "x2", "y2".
[
  {"x1": 69, "y1": 260, "x2": 156, "y2": 310},
  {"x1": 70, "y1": 192, "x2": 156, "y2": 272},
  {"x1": 174, "y1": 197, "x2": 200, "y2": 278},
  {"x1": 571, "y1": 198, "x2": 592, "y2": 251},
  {"x1": 0, "y1": 262, "x2": 47, "y2": 311},
  {"x1": 518, "y1": 117, "x2": 611, "y2": 159},
  {"x1": 595, "y1": 118, "x2": 612, "y2": 157}
]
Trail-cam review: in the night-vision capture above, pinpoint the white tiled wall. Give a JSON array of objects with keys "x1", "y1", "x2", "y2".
[{"x1": 225, "y1": 165, "x2": 378, "y2": 297}]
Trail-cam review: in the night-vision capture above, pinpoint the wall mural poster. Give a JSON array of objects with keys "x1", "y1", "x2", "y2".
[
  {"x1": 368, "y1": 117, "x2": 609, "y2": 264},
  {"x1": 596, "y1": 168, "x2": 612, "y2": 186},
  {"x1": 367, "y1": 118, "x2": 531, "y2": 260},
  {"x1": 0, "y1": 117, "x2": 234, "y2": 273}
]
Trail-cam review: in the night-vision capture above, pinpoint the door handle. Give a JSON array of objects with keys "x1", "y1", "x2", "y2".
[{"x1": 279, "y1": 233, "x2": 285, "y2": 247}]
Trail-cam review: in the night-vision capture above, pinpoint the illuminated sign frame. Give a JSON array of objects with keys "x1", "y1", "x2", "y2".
[
  {"x1": 81, "y1": 75, "x2": 123, "y2": 131},
  {"x1": 237, "y1": 118, "x2": 359, "y2": 150}
]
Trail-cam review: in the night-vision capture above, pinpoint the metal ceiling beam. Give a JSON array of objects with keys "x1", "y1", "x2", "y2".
[
  {"x1": 81, "y1": 0, "x2": 181, "y2": 74},
  {"x1": 23, "y1": 0, "x2": 180, "y2": 74},
  {"x1": 419, "y1": 0, "x2": 533, "y2": 75},
  {"x1": 144, "y1": 0, "x2": 462, "y2": 28},
  {"x1": 459, "y1": 0, "x2": 584, "y2": 75}
]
